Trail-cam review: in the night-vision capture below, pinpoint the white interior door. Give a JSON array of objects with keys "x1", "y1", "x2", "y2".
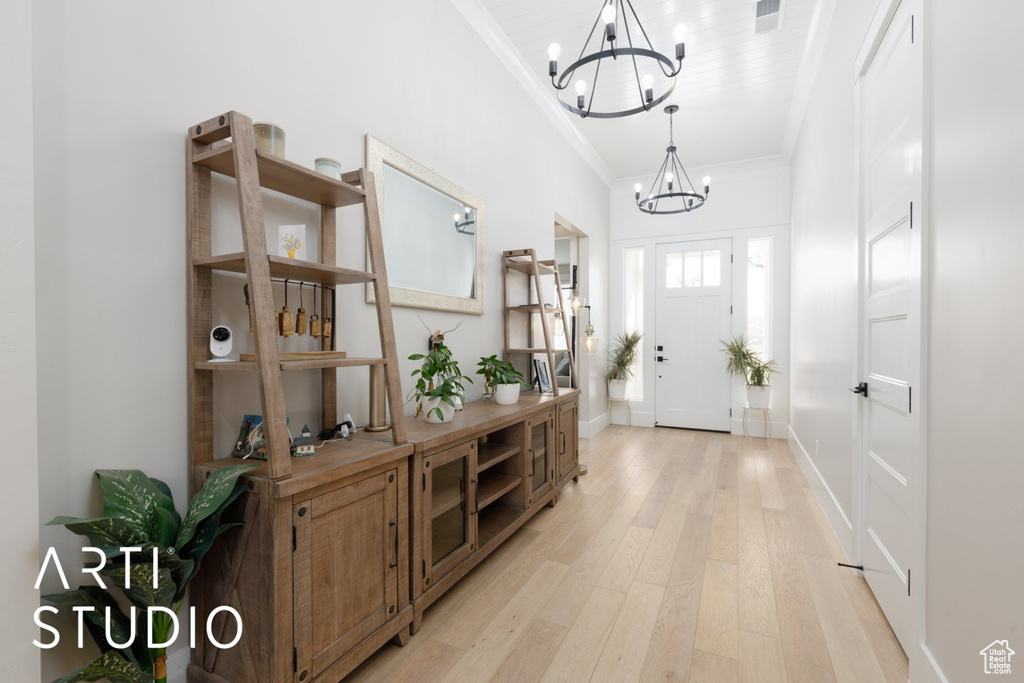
[
  {"x1": 857, "y1": 0, "x2": 920, "y2": 653},
  {"x1": 655, "y1": 239, "x2": 732, "y2": 431}
]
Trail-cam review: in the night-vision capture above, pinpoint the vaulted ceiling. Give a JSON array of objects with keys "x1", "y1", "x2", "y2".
[{"x1": 479, "y1": 0, "x2": 820, "y2": 178}]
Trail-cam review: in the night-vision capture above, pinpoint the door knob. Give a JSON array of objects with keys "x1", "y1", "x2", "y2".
[
  {"x1": 850, "y1": 382, "x2": 868, "y2": 397},
  {"x1": 656, "y1": 356, "x2": 669, "y2": 362}
]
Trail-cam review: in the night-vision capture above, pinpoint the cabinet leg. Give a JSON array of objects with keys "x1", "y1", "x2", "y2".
[
  {"x1": 391, "y1": 625, "x2": 411, "y2": 647},
  {"x1": 411, "y1": 609, "x2": 423, "y2": 635},
  {"x1": 547, "y1": 494, "x2": 558, "y2": 508}
]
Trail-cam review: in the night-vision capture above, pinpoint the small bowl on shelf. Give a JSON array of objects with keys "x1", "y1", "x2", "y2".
[{"x1": 253, "y1": 123, "x2": 286, "y2": 159}]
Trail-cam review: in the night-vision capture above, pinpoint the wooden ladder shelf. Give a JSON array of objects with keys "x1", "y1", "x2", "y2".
[
  {"x1": 187, "y1": 111, "x2": 407, "y2": 481},
  {"x1": 501, "y1": 248, "x2": 578, "y2": 397}
]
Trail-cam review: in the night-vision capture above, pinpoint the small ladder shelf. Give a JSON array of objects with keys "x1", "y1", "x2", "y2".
[
  {"x1": 502, "y1": 248, "x2": 578, "y2": 397},
  {"x1": 187, "y1": 111, "x2": 407, "y2": 481}
]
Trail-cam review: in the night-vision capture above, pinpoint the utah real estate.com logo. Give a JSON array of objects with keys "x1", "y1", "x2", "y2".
[{"x1": 980, "y1": 640, "x2": 1014, "y2": 675}]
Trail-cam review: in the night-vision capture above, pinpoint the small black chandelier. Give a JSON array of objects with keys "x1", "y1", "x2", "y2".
[
  {"x1": 635, "y1": 105, "x2": 710, "y2": 215},
  {"x1": 548, "y1": 0, "x2": 688, "y2": 119},
  {"x1": 453, "y1": 207, "x2": 476, "y2": 235}
]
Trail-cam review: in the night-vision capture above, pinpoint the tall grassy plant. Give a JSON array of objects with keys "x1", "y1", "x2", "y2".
[
  {"x1": 44, "y1": 464, "x2": 256, "y2": 683},
  {"x1": 606, "y1": 331, "x2": 643, "y2": 382},
  {"x1": 719, "y1": 334, "x2": 779, "y2": 387}
]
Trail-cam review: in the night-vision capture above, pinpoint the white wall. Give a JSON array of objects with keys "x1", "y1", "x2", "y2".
[
  {"x1": 791, "y1": 1, "x2": 1024, "y2": 681},
  {"x1": 30, "y1": 1, "x2": 609, "y2": 678},
  {"x1": 788, "y1": 0, "x2": 875, "y2": 557},
  {"x1": 924, "y1": 3, "x2": 1024, "y2": 680},
  {"x1": 0, "y1": 0, "x2": 41, "y2": 679},
  {"x1": 609, "y1": 158, "x2": 791, "y2": 435}
]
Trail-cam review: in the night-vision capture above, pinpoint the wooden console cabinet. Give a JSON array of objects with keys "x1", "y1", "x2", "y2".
[{"x1": 359, "y1": 389, "x2": 580, "y2": 632}]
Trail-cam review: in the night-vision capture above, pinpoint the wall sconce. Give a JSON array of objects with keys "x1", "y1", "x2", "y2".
[{"x1": 582, "y1": 305, "x2": 599, "y2": 354}]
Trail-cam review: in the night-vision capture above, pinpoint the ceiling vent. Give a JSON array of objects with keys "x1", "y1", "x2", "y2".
[{"x1": 755, "y1": 0, "x2": 782, "y2": 34}]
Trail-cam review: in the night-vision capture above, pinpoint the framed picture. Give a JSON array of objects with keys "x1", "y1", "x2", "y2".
[
  {"x1": 278, "y1": 224, "x2": 306, "y2": 260},
  {"x1": 534, "y1": 358, "x2": 552, "y2": 393}
]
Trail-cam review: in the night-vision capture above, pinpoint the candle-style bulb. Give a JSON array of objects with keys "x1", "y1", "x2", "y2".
[
  {"x1": 673, "y1": 24, "x2": 688, "y2": 44},
  {"x1": 601, "y1": 4, "x2": 616, "y2": 25},
  {"x1": 548, "y1": 43, "x2": 562, "y2": 61},
  {"x1": 575, "y1": 80, "x2": 588, "y2": 96}
]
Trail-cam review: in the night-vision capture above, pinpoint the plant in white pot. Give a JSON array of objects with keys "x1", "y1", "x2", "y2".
[
  {"x1": 606, "y1": 330, "x2": 643, "y2": 400},
  {"x1": 720, "y1": 335, "x2": 779, "y2": 409},
  {"x1": 476, "y1": 355, "x2": 530, "y2": 405},
  {"x1": 409, "y1": 340, "x2": 470, "y2": 423}
]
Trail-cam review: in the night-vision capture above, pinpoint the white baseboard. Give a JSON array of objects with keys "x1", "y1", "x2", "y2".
[
  {"x1": 579, "y1": 410, "x2": 609, "y2": 439},
  {"x1": 914, "y1": 643, "x2": 948, "y2": 683},
  {"x1": 788, "y1": 426, "x2": 855, "y2": 558},
  {"x1": 609, "y1": 407, "x2": 656, "y2": 428},
  {"x1": 167, "y1": 647, "x2": 189, "y2": 683},
  {"x1": 729, "y1": 417, "x2": 789, "y2": 439}
]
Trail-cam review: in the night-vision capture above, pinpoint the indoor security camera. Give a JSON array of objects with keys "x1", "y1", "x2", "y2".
[{"x1": 209, "y1": 325, "x2": 233, "y2": 362}]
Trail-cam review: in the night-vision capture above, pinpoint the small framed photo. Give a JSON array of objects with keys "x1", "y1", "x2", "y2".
[
  {"x1": 278, "y1": 224, "x2": 306, "y2": 260},
  {"x1": 534, "y1": 358, "x2": 552, "y2": 393}
]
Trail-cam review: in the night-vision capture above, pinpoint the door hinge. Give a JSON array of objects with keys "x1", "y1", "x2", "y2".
[
  {"x1": 910, "y1": 201, "x2": 913, "y2": 229},
  {"x1": 730, "y1": 408, "x2": 733, "y2": 417},
  {"x1": 730, "y1": 254, "x2": 734, "y2": 263},
  {"x1": 292, "y1": 526, "x2": 296, "y2": 551},
  {"x1": 909, "y1": 386, "x2": 912, "y2": 414},
  {"x1": 293, "y1": 647, "x2": 298, "y2": 673},
  {"x1": 908, "y1": 568, "x2": 911, "y2": 596},
  {"x1": 730, "y1": 305, "x2": 733, "y2": 314},
  {"x1": 911, "y1": 15, "x2": 915, "y2": 43}
]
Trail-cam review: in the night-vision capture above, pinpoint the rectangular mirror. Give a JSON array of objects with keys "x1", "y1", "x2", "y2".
[{"x1": 366, "y1": 136, "x2": 484, "y2": 315}]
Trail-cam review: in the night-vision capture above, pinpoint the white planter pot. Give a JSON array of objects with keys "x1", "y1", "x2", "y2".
[
  {"x1": 608, "y1": 379, "x2": 627, "y2": 400},
  {"x1": 494, "y1": 383, "x2": 521, "y2": 405},
  {"x1": 424, "y1": 397, "x2": 456, "y2": 423},
  {"x1": 746, "y1": 385, "x2": 771, "y2": 410}
]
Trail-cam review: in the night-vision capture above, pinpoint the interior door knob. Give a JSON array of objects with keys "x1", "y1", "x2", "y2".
[{"x1": 850, "y1": 382, "x2": 868, "y2": 397}]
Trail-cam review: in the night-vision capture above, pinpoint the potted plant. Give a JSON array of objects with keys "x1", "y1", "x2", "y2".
[
  {"x1": 476, "y1": 354, "x2": 530, "y2": 405},
  {"x1": 43, "y1": 464, "x2": 256, "y2": 683},
  {"x1": 409, "y1": 340, "x2": 470, "y2": 423},
  {"x1": 720, "y1": 334, "x2": 779, "y2": 409},
  {"x1": 606, "y1": 330, "x2": 643, "y2": 400}
]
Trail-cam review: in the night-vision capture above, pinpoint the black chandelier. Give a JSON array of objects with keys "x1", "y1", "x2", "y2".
[
  {"x1": 635, "y1": 105, "x2": 710, "y2": 214},
  {"x1": 548, "y1": 0, "x2": 688, "y2": 119},
  {"x1": 453, "y1": 207, "x2": 475, "y2": 235}
]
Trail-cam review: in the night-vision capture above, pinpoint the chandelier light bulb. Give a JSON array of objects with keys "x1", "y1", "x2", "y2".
[
  {"x1": 703, "y1": 175, "x2": 711, "y2": 187},
  {"x1": 601, "y1": 4, "x2": 616, "y2": 25},
  {"x1": 641, "y1": 74, "x2": 654, "y2": 90},
  {"x1": 634, "y1": 183, "x2": 643, "y2": 192},
  {"x1": 575, "y1": 80, "x2": 588, "y2": 96},
  {"x1": 665, "y1": 172, "x2": 674, "y2": 183},
  {"x1": 548, "y1": 43, "x2": 562, "y2": 61},
  {"x1": 673, "y1": 24, "x2": 688, "y2": 44},
  {"x1": 454, "y1": 213, "x2": 461, "y2": 222}
]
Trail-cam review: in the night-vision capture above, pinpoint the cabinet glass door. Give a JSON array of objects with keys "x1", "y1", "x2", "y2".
[
  {"x1": 528, "y1": 415, "x2": 553, "y2": 500},
  {"x1": 424, "y1": 442, "x2": 475, "y2": 587}
]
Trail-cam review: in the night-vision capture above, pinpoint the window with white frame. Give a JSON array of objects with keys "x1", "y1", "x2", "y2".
[
  {"x1": 623, "y1": 247, "x2": 644, "y2": 401},
  {"x1": 747, "y1": 237, "x2": 771, "y2": 359}
]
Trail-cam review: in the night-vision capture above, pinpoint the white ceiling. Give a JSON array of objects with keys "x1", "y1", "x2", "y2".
[{"x1": 479, "y1": 0, "x2": 820, "y2": 178}]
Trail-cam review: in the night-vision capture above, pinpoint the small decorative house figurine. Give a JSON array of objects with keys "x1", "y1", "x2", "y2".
[{"x1": 294, "y1": 424, "x2": 315, "y2": 457}]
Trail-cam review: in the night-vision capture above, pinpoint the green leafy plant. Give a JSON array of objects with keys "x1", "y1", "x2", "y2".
[
  {"x1": 409, "y1": 340, "x2": 471, "y2": 422},
  {"x1": 606, "y1": 330, "x2": 643, "y2": 382},
  {"x1": 719, "y1": 334, "x2": 779, "y2": 387},
  {"x1": 476, "y1": 355, "x2": 530, "y2": 396},
  {"x1": 44, "y1": 464, "x2": 256, "y2": 683}
]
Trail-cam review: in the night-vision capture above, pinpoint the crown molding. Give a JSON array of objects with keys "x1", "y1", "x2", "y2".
[
  {"x1": 448, "y1": 0, "x2": 616, "y2": 187},
  {"x1": 781, "y1": 0, "x2": 839, "y2": 159}
]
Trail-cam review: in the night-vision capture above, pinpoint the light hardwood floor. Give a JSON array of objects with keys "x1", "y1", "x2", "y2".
[{"x1": 345, "y1": 426, "x2": 908, "y2": 683}]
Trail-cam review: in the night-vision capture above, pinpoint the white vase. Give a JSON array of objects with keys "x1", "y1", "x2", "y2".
[
  {"x1": 494, "y1": 383, "x2": 521, "y2": 405},
  {"x1": 746, "y1": 385, "x2": 771, "y2": 409},
  {"x1": 424, "y1": 397, "x2": 456, "y2": 423},
  {"x1": 608, "y1": 379, "x2": 627, "y2": 400}
]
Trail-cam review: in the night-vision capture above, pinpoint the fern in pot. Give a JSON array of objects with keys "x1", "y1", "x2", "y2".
[
  {"x1": 42, "y1": 464, "x2": 256, "y2": 683},
  {"x1": 606, "y1": 331, "x2": 643, "y2": 400},
  {"x1": 409, "y1": 339, "x2": 470, "y2": 423},
  {"x1": 477, "y1": 355, "x2": 530, "y2": 405},
  {"x1": 720, "y1": 334, "x2": 779, "y2": 409}
]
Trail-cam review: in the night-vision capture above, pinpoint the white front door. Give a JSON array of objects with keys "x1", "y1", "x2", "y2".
[
  {"x1": 655, "y1": 239, "x2": 732, "y2": 431},
  {"x1": 856, "y1": 0, "x2": 921, "y2": 653}
]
